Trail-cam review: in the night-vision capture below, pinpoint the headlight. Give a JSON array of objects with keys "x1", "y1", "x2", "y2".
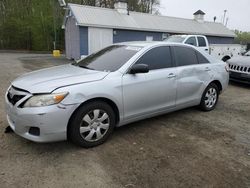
[{"x1": 23, "y1": 92, "x2": 68, "y2": 107}]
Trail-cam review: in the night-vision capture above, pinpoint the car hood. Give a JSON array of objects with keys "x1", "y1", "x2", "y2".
[
  {"x1": 228, "y1": 56, "x2": 250, "y2": 66},
  {"x1": 12, "y1": 64, "x2": 109, "y2": 93}
]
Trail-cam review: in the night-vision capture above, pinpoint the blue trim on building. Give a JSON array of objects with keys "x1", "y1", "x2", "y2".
[
  {"x1": 113, "y1": 29, "x2": 165, "y2": 43},
  {"x1": 79, "y1": 27, "x2": 89, "y2": 56},
  {"x1": 76, "y1": 26, "x2": 235, "y2": 56},
  {"x1": 206, "y1": 36, "x2": 234, "y2": 44}
]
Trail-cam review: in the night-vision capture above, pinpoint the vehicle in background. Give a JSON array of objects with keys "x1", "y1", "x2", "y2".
[
  {"x1": 165, "y1": 35, "x2": 245, "y2": 62},
  {"x1": 227, "y1": 50, "x2": 250, "y2": 84},
  {"x1": 5, "y1": 42, "x2": 229, "y2": 148},
  {"x1": 243, "y1": 49, "x2": 250, "y2": 56}
]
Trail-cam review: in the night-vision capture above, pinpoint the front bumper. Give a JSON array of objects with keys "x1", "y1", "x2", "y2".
[
  {"x1": 5, "y1": 93, "x2": 79, "y2": 143},
  {"x1": 229, "y1": 71, "x2": 250, "y2": 84}
]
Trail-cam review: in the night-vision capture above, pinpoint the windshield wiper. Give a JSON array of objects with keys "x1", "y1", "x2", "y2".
[{"x1": 77, "y1": 65, "x2": 95, "y2": 70}]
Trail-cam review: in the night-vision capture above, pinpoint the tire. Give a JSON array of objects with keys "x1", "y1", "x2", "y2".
[
  {"x1": 222, "y1": 56, "x2": 231, "y2": 62},
  {"x1": 199, "y1": 83, "x2": 219, "y2": 111},
  {"x1": 68, "y1": 101, "x2": 116, "y2": 148}
]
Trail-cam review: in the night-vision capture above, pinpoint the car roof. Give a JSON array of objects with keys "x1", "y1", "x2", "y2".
[
  {"x1": 117, "y1": 41, "x2": 190, "y2": 48},
  {"x1": 168, "y1": 34, "x2": 206, "y2": 38},
  {"x1": 117, "y1": 41, "x2": 221, "y2": 64}
]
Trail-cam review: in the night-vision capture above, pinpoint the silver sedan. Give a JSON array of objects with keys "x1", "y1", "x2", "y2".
[{"x1": 5, "y1": 42, "x2": 229, "y2": 147}]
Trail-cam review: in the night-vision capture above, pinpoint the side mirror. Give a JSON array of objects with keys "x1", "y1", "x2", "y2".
[{"x1": 129, "y1": 64, "x2": 149, "y2": 74}]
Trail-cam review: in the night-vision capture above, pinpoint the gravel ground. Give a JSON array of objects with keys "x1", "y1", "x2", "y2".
[{"x1": 0, "y1": 53, "x2": 250, "y2": 188}]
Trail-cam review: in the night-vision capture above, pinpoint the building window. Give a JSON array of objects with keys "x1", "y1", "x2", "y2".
[{"x1": 146, "y1": 36, "x2": 153, "y2": 41}]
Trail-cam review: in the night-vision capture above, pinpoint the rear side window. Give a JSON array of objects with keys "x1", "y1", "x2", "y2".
[
  {"x1": 197, "y1": 37, "x2": 206, "y2": 47},
  {"x1": 135, "y1": 46, "x2": 172, "y2": 70},
  {"x1": 185, "y1": 37, "x2": 197, "y2": 46},
  {"x1": 173, "y1": 46, "x2": 198, "y2": 66},
  {"x1": 196, "y1": 51, "x2": 210, "y2": 64}
]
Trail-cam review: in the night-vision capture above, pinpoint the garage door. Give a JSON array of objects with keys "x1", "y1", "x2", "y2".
[{"x1": 88, "y1": 27, "x2": 113, "y2": 54}]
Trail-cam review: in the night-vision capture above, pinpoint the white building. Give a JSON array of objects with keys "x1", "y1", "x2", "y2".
[{"x1": 63, "y1": 0, "x2": 235, "y2": 60}]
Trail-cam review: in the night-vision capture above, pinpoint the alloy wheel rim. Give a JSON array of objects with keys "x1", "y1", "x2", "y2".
[
  {"x1": 80, "y1": 109, "x2": 110, "y2": 142},
  {"x1": 204, "y1": 88, "x2": 217, "y2": 108}
]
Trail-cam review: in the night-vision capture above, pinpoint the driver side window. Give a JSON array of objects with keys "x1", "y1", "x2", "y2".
[{"x1": 135, "y1": 46, "x2": 173, "y2": 70}]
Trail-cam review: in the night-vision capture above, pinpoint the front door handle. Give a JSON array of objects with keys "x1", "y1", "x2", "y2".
[{"x1": 168, "y1": 73, "x2": 176, "y2": 78}]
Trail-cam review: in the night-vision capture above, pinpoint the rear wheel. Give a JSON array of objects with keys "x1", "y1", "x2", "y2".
[
  {"x1": 68, "y1": 101, "x2": 116, "y2": 148},
  {"x1": 200, "y1": 83, "x2": 219, "y2": 111}
]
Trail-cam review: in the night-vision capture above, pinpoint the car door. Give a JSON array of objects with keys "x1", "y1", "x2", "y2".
[
  {"x1": 122, "y1": 46, "x2": 177, "y2": 120},
  {"x1": 172, "y1": 46, "x2": 213, "y2": 106}
]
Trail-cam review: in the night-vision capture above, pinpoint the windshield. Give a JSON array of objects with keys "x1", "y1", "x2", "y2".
[
  {"x1": 74, "y1": 45, "x2": 141, "y2": 72},
  {"x1": 165, "y1": 35, "x2": 186, "y2": 43}
]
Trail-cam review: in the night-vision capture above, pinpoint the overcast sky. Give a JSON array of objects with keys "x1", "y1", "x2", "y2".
[{"x1": 159, "y1": 0, "x2": 250, "y2": 31}]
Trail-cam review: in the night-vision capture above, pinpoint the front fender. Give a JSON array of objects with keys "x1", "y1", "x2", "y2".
[{"x1": 53, "y1": 76, "x2": 124, "y2": 120}]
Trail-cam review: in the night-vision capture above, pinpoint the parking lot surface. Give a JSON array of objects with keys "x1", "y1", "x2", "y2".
[{"x1": 0, "y1": 53, "x2": 250, "y2": 188}]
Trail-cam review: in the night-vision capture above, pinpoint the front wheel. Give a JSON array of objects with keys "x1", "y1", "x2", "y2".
[
  {"x1": 200, "y1": 83, "x2": 219, "y2": 111},
  {"x1": 68, "y1": 101, "x2": 116, "y2": 148}
]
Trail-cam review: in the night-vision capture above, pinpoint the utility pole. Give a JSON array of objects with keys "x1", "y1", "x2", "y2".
[
  {"x1": 53, "y1": 0, "x2": 57, "y2": 50},
  {"x1": 222, "y1": 10, "x2": 227, "y2": 25},
  {"x1": 150, "y1": 1, "x2": 153, "y2": 14}
]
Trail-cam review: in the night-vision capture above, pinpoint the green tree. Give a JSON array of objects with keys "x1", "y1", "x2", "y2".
[
  {"x1": 0, "y1": 0, "x2": 160, "y2": 51},
  {"x1": 234, "y1": 30, "x2": 250, "y2": 45}
]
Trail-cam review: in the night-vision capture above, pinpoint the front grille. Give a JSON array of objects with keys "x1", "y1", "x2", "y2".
[
  {"x1": 7, "y1": 86, "x2": 28, "y2": 106},
  {"x1": 228, "y1": 63, "x2": 250, "y2": 73}
]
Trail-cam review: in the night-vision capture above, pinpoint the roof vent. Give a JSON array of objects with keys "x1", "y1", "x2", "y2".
[
  {"x1": 193, "y1": 10, "x2": 205, "y2": 23},
  {"x1": 114, "y1": 0, "x2": 128, "y2": 14}
]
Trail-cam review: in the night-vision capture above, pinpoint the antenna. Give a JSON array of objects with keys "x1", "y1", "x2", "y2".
[{"x1": 58, "y1": 0, "x2": 66, "y2": 7}]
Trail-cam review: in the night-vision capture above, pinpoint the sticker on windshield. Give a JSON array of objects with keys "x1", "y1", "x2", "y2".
[{"x1": 125, "y1": 46, "x2": 142, "y2": 51}]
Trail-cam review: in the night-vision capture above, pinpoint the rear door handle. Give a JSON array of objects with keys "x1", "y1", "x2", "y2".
[
  {"x1": 205, "y1": 67, "x2": 211, "y2": 71},
  {"x1": 205, "y1": 49, "x2": 209, "y2": 51},
  {"x1": 168, "y1": 73, "x2": 176, "y2": 78}
]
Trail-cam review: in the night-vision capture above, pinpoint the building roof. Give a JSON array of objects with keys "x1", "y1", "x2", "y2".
[
  {"x1": 66, "y1": 4, "x2": 236, "y2": 38},
  {"x1": 193, "y1": 10, "x2": 205, "y2": 15}
]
